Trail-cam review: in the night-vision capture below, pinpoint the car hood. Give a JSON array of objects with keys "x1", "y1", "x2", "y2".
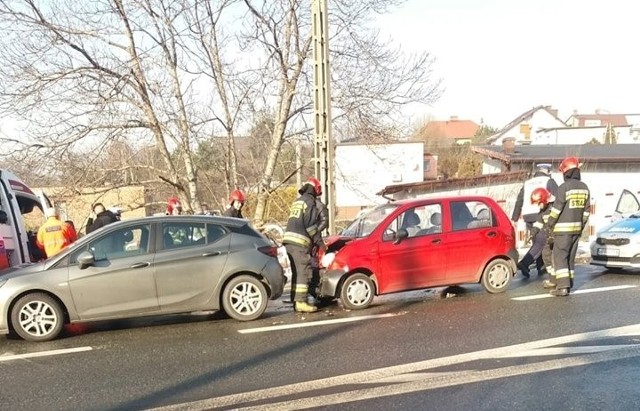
[
  {"x1": 598, "y1": 217, "x2": 640, "y2": 238},
  {"x1": 325, "y1": 235, "x2": 355, "y2": 252},
  {"x1": 0, "y1": 261, "x2": 46, "y2": 280}
]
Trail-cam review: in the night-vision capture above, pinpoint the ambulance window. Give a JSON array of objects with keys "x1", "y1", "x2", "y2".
[{"x1": 616, "y1": 190, "x2": 640, "y2": 215}]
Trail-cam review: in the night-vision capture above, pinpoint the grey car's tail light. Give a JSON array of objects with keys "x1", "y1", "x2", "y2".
[{"x1": 258, "y1": 245, "x2": 278, "y2": 258}]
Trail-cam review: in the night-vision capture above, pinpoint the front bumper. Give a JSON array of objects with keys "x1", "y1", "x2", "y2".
[{"x1": 317, "y1": 268, "x2": 346, "y2": 298}]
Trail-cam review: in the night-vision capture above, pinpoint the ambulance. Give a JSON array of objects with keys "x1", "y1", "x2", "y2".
[{"x1": 0, "y1": 170, "x2": 52, "y2": 270}]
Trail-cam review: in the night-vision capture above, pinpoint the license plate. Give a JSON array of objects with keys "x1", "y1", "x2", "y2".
[{"x1": 597, "y1": 248, "x2": 620, "y2": 257}]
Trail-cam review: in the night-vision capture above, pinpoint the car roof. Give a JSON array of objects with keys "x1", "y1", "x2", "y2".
[{"x1": 390, "y1": 195, "x2": 497, "y2": 207}]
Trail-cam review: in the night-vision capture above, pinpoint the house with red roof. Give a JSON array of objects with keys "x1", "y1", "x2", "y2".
[{"x1": 416, "y1": 116, "x2": 479, "y2": 145}]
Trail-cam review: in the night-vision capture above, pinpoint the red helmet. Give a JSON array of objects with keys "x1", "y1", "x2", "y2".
[
  {"x1": 306, "y1": 177, "x2": 322, "y2": 196},
  {"x1": 166, "y1": 196, "x2": 182, "y2": 214},
  {"x1": 530, "y1": 187, "x2": 551, "y2": 206},
  {"x1": 230, "y1": 189, "x2": 246, "y2": 203},
  {"x1": 559, "y1": 156, "x2": 580, "y2": 173}
]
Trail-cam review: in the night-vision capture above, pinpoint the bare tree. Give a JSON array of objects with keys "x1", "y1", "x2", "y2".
[{"x1": 0, "y1": 0, "x2": 441, "y2": 226}]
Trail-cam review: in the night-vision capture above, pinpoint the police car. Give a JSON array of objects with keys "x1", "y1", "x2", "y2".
[{"x1": 590, "y1": 213, "x2": 640, "y2": 269}]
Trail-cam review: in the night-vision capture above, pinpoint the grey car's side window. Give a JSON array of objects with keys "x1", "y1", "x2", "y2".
[
  {"x1": 162, "y1": 222, "x2": 207, "y2": 250},
  {"x1": 207, "y1": 224, "x2": 228, "y2": 244},
  {"x1": 70, "y1": 224, "x2": 151, "y2": 263}
]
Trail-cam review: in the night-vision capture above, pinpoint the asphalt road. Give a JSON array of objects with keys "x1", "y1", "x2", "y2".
[{"x1": 2, "y1": 264, "x2": 640, "y2": 410}]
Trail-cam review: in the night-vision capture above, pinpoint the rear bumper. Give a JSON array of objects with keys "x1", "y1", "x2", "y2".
[
  {"x1": 507, "y1": 248, "x2": 519, "y2": 273},
  {"x1": 264, "y1": 258, "x2": 285, "y2": 300}
]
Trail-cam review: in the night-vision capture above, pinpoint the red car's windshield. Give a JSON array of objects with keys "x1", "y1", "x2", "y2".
[{"x1": 341, "y1": 203, "x2": 399, "y2": 238}]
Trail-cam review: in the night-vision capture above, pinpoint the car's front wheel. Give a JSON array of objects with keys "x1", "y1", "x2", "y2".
[
  {"x1": 340, "y1": 273, "x2": 375, "y2": 310},
  {"x1": 10, "y1": 293, "x2": 65, "y2": 342},
  {"x1": 222, "y1": 275, "x2": 268, "y2": 321},
  {"x1": 481, "y1": 259, "x2": 512, "y2": 293}
]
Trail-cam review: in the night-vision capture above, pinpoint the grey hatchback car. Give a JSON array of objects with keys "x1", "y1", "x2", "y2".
[{"x1": 0, "y1": 215, "x2": 285, "y2": 342}]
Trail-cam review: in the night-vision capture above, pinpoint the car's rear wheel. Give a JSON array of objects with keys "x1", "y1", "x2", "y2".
[
  {"x1": 222, "y1": 275, "x2": 268, "y2": 321},
  {"x1": 10, "y1": 293, "x2": 65, "y2": 342},
  {"x1": 340, "y1": 273, "x2": 375, "y2": 310},
  {"x1": 481, "y1": 259, "x2": 512, "y2": 293}
]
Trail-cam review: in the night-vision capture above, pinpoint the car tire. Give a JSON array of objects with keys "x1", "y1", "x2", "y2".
[
  {"x1": 481, "y1": 259, "x2": 512, "y2": 293},
  {"x1": 340, "y1": 273, "x2": 375, "y2": 310},
  {"x1": 10, "y1": 293, "x2": 65, "y2": 342},
  {"x1": 222, "y1": 275, "x2": 268, "y2": 321}
]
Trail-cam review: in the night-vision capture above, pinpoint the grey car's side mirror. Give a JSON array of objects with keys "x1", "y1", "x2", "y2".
[
  {"x1": 77, "y1": 251, "x2": 96, "y2": 269},
  {"x1": 394, "y1": 228, "x2": 409, "y2": 245}
]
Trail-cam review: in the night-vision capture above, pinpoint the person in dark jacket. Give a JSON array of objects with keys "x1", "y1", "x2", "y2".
[
  {"x1": 282, "y1": 177, "x2": 326, "y2": 313},
  {"x1": 512, "y1": 163, "x2": 558, "y2": 274},
  {"x1": 86, "y1": 203, "x2": 119, "y2": 234},
  {"x1": 517, "y1": 188, "x2": 554, "y2": 278},
  {"x1": 223, "y1": 189, "x2": 246, "y2": 218},
  {"x1": 542, "y1": 156, "x2": 590, "y2": 296}
]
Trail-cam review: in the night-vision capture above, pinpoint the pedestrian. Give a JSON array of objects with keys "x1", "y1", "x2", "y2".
[
  {"x1": 199, "y1": 203, "x2": 212, "y2": 215},
  {"x1": 282, "y1": 177, "x2": 327, "y2": 313},
  {"x1": 542, "y1": 156, "x2": 590, "y2": 296},
  {"x1": 512, "y1": 163, "x2": 558, "y2": 275},
  {"x1": 86, "y1": 203, "x2": 119, "y2": 234},
  {"x1": 517, "y1": 188, "x2": 554, "y2": 278},
  {"x1": 223, "y1": 189, "x2": 246, "y2": 218},
  {"x1": 36, "y1": 208, "x2": 77, "y2": 258},
  {"x1": 166, "y1": 197, "x2": 183, "y2": 215}
]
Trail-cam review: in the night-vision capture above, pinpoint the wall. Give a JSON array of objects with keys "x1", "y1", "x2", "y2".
[
  {"x1": 335, "y1": 142, "x2": 424, "y2": 219},
  {"x1": 535, "y1": 126, "x2": 634, "y2": 145},
  {"x1": 493, "y1": 109, "x2": 566, "y2": 145}
]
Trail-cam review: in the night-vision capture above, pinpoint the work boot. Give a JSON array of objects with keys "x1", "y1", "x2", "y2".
[
  {"x1": 550, "y1": 288, "x2": 570, "y2": 297},
  {"x1": 294, "y1": 301, "x2": 318, "y2": 313},
  {"x1": 542, "y1": 280, "x2": 556, "y2": 289},
  {"x1": 517, "y1": 262, "x2": 530, "y2": 278}
]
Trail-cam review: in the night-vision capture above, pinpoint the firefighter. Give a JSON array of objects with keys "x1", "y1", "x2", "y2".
[
  {"x1": 166, "y1": 197, "x2": 183, "y2": 215},
  {"x1": 517, "y1": 187, "x2": 554, "y2": 278},
  {"x1": 512, "y1": 163, "x2": 558, "y2": 275},
  {"x1": 223, "y1": 189, "x2": 246, "y2": 218},
  {"x1": 36, "y1": 208, "x2": 77, "y2": 258},
  {"x1": 542, "y1": 156, "x2": 590, "y2": 296},
  {"x1": 282, "y1": 177, "x2": 327, "y2": 313}
]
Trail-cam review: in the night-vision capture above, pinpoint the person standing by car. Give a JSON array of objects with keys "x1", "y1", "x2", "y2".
[
  {"x1": 166, "y1": 197, "x2": 183, "y2": 215},
  {"x1": 223, "y1": 189, "x2": 246, "y2": 218},
  {"x1": 517, "y1": 188, "x2": 554, "y2": 278},
  {"x1": 86, "y1": 203, "x2": 119, "y2": 234},
  {"x1": 282, "y1": 177, "x2": 327, "y2": 313},
  {"x1": 512, "y1": 163, "x2": 558, "y2": 274},
  {"x1": 542, "y1": 156, "x2": 590, "y2": 296},
  {"x1": 36, "y1": 208, "x2": 77, "y2": 258}
]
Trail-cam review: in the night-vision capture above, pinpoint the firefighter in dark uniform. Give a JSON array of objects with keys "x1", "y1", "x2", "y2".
[
  {"x1": 283, "y1": 177, "x2": 327, "y2": 313},
  {"x1": 517, "y1": 188, "x2": 554, "y2": 278},
  {"x1": 223, "y1": 189, "x2": 246, "y2": 218},
  {"x1": 542, "y1": 156, "x2": 590, "y2": 296}
]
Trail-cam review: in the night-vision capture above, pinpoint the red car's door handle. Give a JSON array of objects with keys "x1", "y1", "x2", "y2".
[
  {"x1": 487, "y1": 231, "x2": 497, "y2": 238},
  {"x1": 130, "y1": 262, "x2": 150, "y2": 269},
  {"x1": 431, "y1": 239, "x2": 441, "y2": 244}
]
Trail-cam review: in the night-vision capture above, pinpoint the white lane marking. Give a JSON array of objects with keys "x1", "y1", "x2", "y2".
[
  {"x1": 512, "y1": 284, "x2": 637, "y2": 301},
  {"x1": 148, "y1": 323, "x2": 640, "y2": 411},
  {"x1": 0, "y1": 346, "x2": 93, "y2": 363},
  {"x1": 238, "y1": 313, "x2": 400, "y2": 334},
  {"x1": 234, "y1": 346, "x2": 640, "y2": 411},
  {"x1": 496, "y1": 344, "x2": 640, "y2": 358}
]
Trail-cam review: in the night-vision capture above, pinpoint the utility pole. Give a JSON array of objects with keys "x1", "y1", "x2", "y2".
[{"x1": 311, "y1": 0, "x2": 335, "y2": 234}]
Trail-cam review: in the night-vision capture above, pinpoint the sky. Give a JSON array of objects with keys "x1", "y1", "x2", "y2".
[{"x1": 376, "y1": 0, "x2": 639, "y2": 128}]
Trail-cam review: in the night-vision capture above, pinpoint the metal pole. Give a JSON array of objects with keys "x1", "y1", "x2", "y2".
[{"x1": 311, "y1": 0, "x2": 335, "y2": 234}]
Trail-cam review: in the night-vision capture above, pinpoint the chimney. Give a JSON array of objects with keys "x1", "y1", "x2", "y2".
[
  {"x1": 595, "y1": 109, "x2": 600, "y2": 115},
  {"x1": 502, "y1": 137, "x2": 516, "y2": 154}
]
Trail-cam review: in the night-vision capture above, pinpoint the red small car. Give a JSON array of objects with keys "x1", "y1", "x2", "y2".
[{"x1": 316, "y1": 196, "x2": 518, "y2": 309}]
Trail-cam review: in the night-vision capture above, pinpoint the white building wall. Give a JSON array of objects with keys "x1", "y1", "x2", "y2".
[
  {"x1": 535, "y1": 126, "x2": 633, "y2": 145},
  {"x1": 335, "y1": 142, "x2": 424, "y2": 207}
]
